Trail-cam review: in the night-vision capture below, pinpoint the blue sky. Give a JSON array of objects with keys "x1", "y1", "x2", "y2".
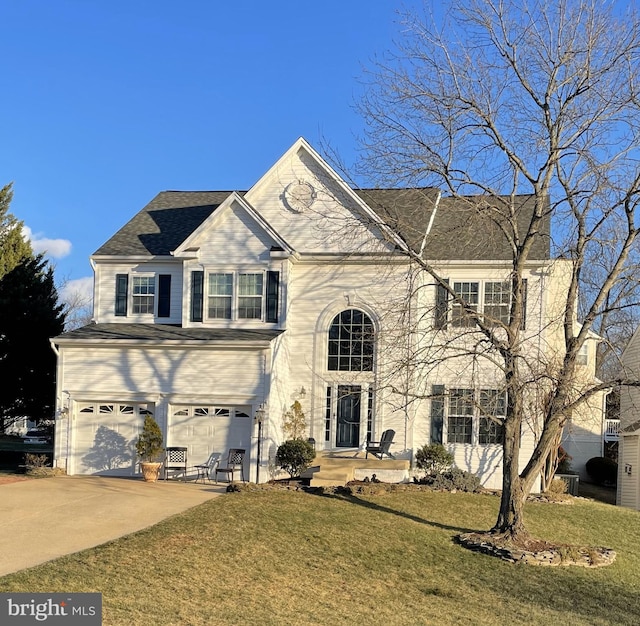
[{"x1": 0, "y1": 0, "x2": 422, "y2": 302}]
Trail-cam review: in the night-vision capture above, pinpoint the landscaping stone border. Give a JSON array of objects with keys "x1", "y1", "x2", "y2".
[{"x1": 456, "y1": 532, "x2": 616, "y2": 567}]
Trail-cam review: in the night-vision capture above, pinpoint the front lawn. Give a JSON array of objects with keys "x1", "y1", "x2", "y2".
[{"x1": 2, "y1": 489, "x2": 639, "y2": 625}]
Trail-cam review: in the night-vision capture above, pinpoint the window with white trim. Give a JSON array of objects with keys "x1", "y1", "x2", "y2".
[
  {"x1": 200, "y1": 271, "x2": 278, "y2": 322},
  {"x1": 208, "y1": 273, "x2": 233, "y2": 319},
  {"x1": 478, "y1": 390, "x2": 506, "y2": 445},
  {"x1": 483, "y1": 281, "x2": 511, "y2": 326},
  {"x1": 447, "y1": 388, "x2": 473, "y2": 443},
  {"x1": 436, "y1": 278, "x2": 527, "y2": 330},
  {"x1": 327, "y1": 309, "x2": 375, "y2": 371},
  {"x1": 577, "y1": 342, "x2": 589, "y2": 366},
  {"x1": 238, "y1": 273, "x2": 263, "y2": 319},
  {"x1": 451, "y1": 283, "x2": 479, "y2": 328},
  {"x1": 132, "y1": 276, "x2": 155, "y2": 314},
  {"x1": 442, "y1": 388, "x2": 506, "y2": 445}
]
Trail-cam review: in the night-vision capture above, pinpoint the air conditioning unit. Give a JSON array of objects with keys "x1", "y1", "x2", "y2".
[{"x1": 556, "y1": 473, "x2": 580, "y2": 496}]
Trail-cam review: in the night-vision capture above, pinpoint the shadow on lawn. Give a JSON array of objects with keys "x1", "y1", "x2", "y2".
[{"x1": 315, "y1": 491, "x2": 476, "y2": 534}]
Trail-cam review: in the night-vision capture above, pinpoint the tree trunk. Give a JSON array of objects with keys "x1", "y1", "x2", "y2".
[{"x1": 492, "y1": 414, "x2": 528, "y2": 540}]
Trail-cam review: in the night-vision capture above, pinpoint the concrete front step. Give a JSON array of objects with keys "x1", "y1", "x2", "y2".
[{"x1": 305, "y1": 452, "x2": 411, "y2": 487}]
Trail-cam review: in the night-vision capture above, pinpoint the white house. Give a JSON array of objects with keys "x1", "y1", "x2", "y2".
[
  {"x1": 618, "y1": 327, "x2": 640, "y2": 508},
  {"x1": 50, "y1": 137, "x2": 604, "y2": 488}
]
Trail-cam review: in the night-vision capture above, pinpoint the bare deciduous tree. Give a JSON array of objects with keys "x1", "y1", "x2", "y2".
[{"x1": 354, "y1": 0, "x2": 640, "y2": 544}]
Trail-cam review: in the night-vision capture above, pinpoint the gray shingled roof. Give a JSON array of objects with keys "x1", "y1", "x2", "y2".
[
  {"x1": 93, "y1": 187, "x2": 550, "y2": 260},
  {"x1": 356, "y1": 189, "x2": 550, "y2": 260},
  {"x1": 93, "y1": 191, "x2": 243, "y2": 256},
  {"x1": 54, "y1": 323, "x2": 283, "y2": 343}
]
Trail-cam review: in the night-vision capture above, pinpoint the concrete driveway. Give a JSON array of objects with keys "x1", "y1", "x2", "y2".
[{"x1": 0, "y1": 475, "x2": 225, "y2": 577}]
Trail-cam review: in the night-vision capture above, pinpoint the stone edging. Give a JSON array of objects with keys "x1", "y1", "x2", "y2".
[{"x1": 456, "y1": 532, "x2": 616, "y2": 567}]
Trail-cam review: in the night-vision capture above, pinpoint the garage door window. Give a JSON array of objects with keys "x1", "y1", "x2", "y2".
[
  {"x1": 78, "y1": 403, "x2": 154, "y2": 418},
  {"x1": 172, "y1": 406, "x2": 251, "y2": 419}
]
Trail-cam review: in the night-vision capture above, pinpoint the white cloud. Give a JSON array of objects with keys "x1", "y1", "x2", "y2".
[
  {"x1": 60, "y1": 276, "x2": 94, "y2": 304},
  {"x1": 22, "y1": 225, "x2": 72, "y2": 259}
]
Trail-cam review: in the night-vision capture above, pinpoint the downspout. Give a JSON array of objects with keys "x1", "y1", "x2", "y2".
[{"x1": 49, "y1": 339, "x2": 59, "y2": 357}]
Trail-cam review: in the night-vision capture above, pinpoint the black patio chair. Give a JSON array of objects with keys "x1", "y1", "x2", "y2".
[
  {"x1": 365, "y1": 430, "x2": 396, "y2": 460},
  {"x1": 214, "y1": 448, "x2": 246, "y2": 483}
]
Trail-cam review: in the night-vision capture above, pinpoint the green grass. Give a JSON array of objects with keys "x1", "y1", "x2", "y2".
[{"x1": 2, "y1": 489, "x2": 639, "y2": 625}]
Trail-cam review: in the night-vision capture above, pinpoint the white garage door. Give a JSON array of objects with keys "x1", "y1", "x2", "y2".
[
  {"x1": 72, "y1": 403, "x2": 153, "y2": 476},
  {"x1": 168, "y1": 405, "x2": 252, "y2": 475}
]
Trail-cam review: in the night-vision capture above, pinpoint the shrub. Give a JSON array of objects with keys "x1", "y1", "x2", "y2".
[
  {"x1": 586, "y1": 456, "x2": 618, "y2": 486},
  {"x1": 24, "y1": 453, "x2": 49, "y2": 468},
  {"x1": 135, "y1": 415, "x2": 164, "y2": 462},
  {"x1": 283, "y1": 401, "x2": 307, "y2": 440},
  {"x1": 547, "y1": 478, "x2": 568, "y2": 495},
  {"x1": 276, "y1": 439, "x2": 316, "y2": 478},
  {"x1": 415, "y1": 443, "x2": 454, "y2": 475},
  {"x1": 416, "y1": 467, "x2": 482, "y2": 492}
]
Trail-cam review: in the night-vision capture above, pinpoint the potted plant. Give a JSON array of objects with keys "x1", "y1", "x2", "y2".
[{"x1": 136, "y1": 415, "x2": 164, "y2": 482}]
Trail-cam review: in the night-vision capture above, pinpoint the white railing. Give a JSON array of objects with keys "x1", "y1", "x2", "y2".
[{"x1": 604, "y1": 419, "x2": 620, "y2": 442}]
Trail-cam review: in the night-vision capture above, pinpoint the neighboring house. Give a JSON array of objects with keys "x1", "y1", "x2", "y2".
[
  {"x1": 50, "y1": 138, "x2": 604, "y2": 488},
  {"x1": 559, "y1": 332, "x2": 609, "y2": 481},
  {"x1": 618, "y1": 327, "x2": 640, "y2": 509}
]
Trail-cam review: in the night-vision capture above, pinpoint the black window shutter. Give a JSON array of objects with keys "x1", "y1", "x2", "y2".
[
  {"x1": 521, "y1": 278, "x2": 528, "y2": 330},
  {"x1": 191, "y1": 271, "x2": 204, "y2": 322},
  {"x1": 158, "y1": 274, "x2": 171, "y2": 318},
  {"x1": 115, "y1": 274, "x2": 128, "y2": 317},
  {"x1": 430, "y1": 385, "x2": 445, "y2": 444},
  {"x1": 435, "y1": 279, "x2": 449, "y2": 329},
  {"x1": 266, "y1": 271, "x2": 279, "y2": 323}
]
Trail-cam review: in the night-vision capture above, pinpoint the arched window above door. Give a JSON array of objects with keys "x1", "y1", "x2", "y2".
[{"x1": 327, "y1": 309, "x2": 375, "y2": 371}]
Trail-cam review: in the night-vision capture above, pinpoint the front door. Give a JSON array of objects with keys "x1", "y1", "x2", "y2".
[{"x1": 336, "y1": 385, "x2": 361, "y2": 447}]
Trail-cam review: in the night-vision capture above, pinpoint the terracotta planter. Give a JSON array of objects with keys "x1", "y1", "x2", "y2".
[{"x1": 141, "y1": 462, "x2": 162, "y2": 482}]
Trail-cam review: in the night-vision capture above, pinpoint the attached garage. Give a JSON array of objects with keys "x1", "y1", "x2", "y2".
[
  {"x1": 68, "y1": 400, "x2": 254, "y2": 479},
  {"x1": 52, "y1": 324, "x2": 280, "y2": 480},
  {"x1": 71, "y1": 402, "x2": 154, "y2": 476},
  {"x1": 167, "y1": 404, "x2": 253, "y2": 479}
]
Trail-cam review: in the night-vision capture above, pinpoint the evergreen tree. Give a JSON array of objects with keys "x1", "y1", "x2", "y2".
[
  {"x1": 0, "y1": 255, "x2": 66, "y2": 431},
  {"x1": 0, "y1": 183, "x2": 33, "y2": 280}
]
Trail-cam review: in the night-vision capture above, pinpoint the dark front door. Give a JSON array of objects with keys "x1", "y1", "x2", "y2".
[{"x1": 336, "y1": 385, "x2": 361, "y2": 447}]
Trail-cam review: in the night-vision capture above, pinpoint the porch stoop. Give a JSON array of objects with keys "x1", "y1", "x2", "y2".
[{"x1": 303, "y1": 451, "x2": 411, "y2": 487}]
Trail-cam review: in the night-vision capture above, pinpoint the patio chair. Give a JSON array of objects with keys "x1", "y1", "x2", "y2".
[
  {"x1": 164, "y1": 446, "x2": 188, "y2": 481},
  {"x1": 365, "y1": 430, "x2": 396, "y2": 460},
  {"x1": 214, "y1": 448, "x2": 246, "y2": 483},
  {"x1": 194, "y1": 453, "x2": 221, "y2": 483}
]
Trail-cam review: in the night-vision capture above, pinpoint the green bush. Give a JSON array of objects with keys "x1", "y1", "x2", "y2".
[
  {"x1": 135, "y1": 415, "x2": 164, "y2": 462},
  {"x1": 276, "y1": 439, "x2": 316, "y2": 478},
  {"x1": 415, "y1": 468, "x2": 482, "y2": 492},
  {"x1": 415, "y1": 443, "x2": 454, "y2": 475},
  {"x1": 586, "y1": 456, "x2": 618, "y2": 486}
]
